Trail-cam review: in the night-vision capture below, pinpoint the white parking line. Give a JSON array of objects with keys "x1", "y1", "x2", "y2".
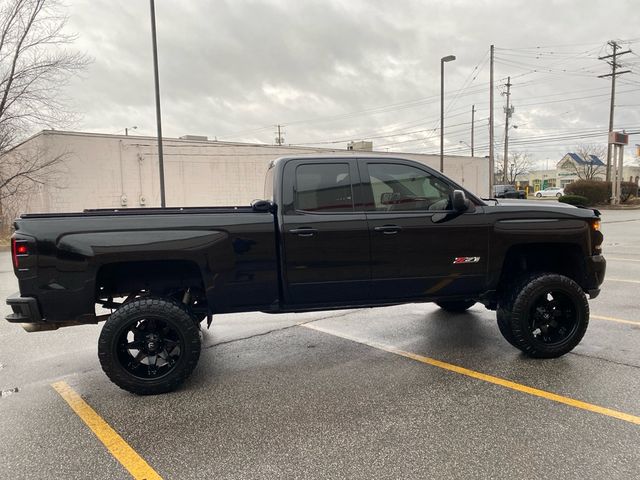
[{"x1": 606, "y1": 278, "x2": 640, "y2": 285}]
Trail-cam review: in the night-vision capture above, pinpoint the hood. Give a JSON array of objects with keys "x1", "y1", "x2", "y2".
[
  {"x1": 487, "y1": 198, "x2": 599, "y2": 218},
  {"x1": 495, "y1": 199, "x2": 575, "y2": 209}
]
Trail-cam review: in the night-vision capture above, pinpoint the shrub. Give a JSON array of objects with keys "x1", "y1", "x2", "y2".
[
  {"x1": 621, "y1": 181, "x2": 639, "y2": 203},
  {"x1": 564, "y1": 180, "x2": 638, "y2": 204},
  {"x1": 559, "y1": 195, "x2": 589, "y2": 206},
  {"x1": 564, "y1": 180, "x2": 609, "y2": 204}
]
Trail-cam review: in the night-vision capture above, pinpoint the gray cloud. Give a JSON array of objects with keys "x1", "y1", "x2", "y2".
[{"x1": 60, "y1": 0, "x2": 640, "y2": 164}]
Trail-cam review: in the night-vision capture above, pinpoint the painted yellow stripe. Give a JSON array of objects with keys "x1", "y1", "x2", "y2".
[
  {"x1": 592, "y1": 314, "x2": 640, "y2": 326},
  {"x1": 607, "y1": 278, "x2": 640, "y2": 284},
  {"x1": 52, "y1": 381, "x2": 162, "y2": 480},
  {"x1": 302, "y1": 324, "x2": 640, "y2": 426}
]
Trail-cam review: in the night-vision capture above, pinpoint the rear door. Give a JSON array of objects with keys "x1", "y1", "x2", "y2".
[
  {"x1": 280, "y1": 159, "x2": 370, "y2": 305},
  {"x1": 361, "y1": 159, "x2": 489, "y2": 301}
]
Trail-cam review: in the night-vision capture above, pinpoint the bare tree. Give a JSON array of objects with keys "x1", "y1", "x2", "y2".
[
  {"x1": 0, "y1": 0, "x2": 87, "y2": 231},
  {"x1": 564, "y1": 144, "x2": 607, "y2": 180},
  {"x1": 495, "y1": 151, "x2": 534, "y2": 185}
]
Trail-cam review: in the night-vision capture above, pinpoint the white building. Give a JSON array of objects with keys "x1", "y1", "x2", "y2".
[
  {"x1": 527, "y1": 152, "x2": 640, "y2": 192},
  {"x1": 2, "y1": 130, "x2": 490, "y2": 220}
]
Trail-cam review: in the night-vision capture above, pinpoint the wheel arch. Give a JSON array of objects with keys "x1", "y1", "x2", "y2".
[
  {"x1": 96, "y1": 259, "x2": 207, "y2": 301},
  {"x1": 496, "y1": 243, "x2": 589, "y2": 295}
]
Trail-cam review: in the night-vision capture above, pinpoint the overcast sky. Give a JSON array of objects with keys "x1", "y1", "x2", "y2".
[{"x1": 62, "y1": 0, "x2": 640, "y2": 167}]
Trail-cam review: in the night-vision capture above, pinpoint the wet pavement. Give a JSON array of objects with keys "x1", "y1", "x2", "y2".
[{"x1": 1, "y1": 209, "x2": 639, "y2": 479}]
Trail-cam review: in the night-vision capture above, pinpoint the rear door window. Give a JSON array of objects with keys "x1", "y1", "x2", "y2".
[{"x1": 295, "y1": 163, "x2": 354, "y2": 212}]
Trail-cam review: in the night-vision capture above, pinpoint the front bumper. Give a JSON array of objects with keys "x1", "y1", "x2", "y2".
[
  {"x1": 585, "y1": 254, "x2": 606, "y2": 299},
  {"x1": 6, "y1": 292, "x2": 42, "y2": 323}
]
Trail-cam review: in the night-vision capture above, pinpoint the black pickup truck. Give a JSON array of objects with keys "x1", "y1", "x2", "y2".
[{"x1": 7, "y1": 155, "x2": 605, "y2": 394}]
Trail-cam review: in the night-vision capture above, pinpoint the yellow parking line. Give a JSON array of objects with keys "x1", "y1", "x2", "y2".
[
  {"x1": 592, "y1": 314, "x2": 640, "y2": 326},
  {"x1": 607, "y1": 278, "x2": 640, "y2": 284},
  {"x1": 52, "y1": 381, "x2": 162, "y2": 480},
  {"x1": 302, "y1": 324, "x2": 640, "y2": 426}
]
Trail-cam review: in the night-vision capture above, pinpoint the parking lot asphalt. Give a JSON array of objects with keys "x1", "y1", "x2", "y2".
[{"x1": 1, "y1": 209, "x2": 639, "y2": 479}]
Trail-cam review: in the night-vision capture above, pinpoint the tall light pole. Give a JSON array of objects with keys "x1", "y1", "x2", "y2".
[
  {"x1": 440, "y1": 54, "x2": 456, "y2": 173},
  {"x1": 471, "y1": 104, "x2": 475, "y2": 157},
  {"x1": 149, "y1": 0, "x2": 166, "y2": 207}
]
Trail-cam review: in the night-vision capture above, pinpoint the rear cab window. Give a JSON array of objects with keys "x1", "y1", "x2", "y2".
[{"x1": 294, "y1": 163, "x2": 354, "y2": 212}]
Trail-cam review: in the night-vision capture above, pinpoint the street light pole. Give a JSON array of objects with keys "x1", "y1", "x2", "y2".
[
  {"x1": 149, "y1": 0, "x2": 166, "y2": 207},
  {"x1": 440, "y1": 54, "x2": 456, "y2": 173},
  {"x1": 471, "y1": 104, "x2": 475, "y2": 157}
]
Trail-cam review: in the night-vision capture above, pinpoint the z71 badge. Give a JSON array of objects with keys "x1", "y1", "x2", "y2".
[{"x1": 453, "y1": 257, "x2": 481, "y2": 264}]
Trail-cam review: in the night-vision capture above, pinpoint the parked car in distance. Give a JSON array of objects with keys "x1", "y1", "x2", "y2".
[
  {"x1": 493, "y1": 184, "x2": 526, "y2": 199},
  {"x1": 535, "y1": 187, "x2": 564, "y2": 198}
]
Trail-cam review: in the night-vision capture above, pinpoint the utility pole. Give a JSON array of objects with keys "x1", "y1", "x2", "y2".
[
  {"x1": 489, "y1": 45, "x2": 495, "y2": 194},
  {"x1": 471, "y1": 104, "x2": 475, "y2": 157},
  {"x1": 149, "y1": 0, "x2": 166, "y2": 207},
  {"x1": 599, "y1": 41, "x2": 632, "y2": 182},
  {"x1": 503, "y1": 76, "x2": 513, "y2": 184},
  {"x1": 274, "y1": 125, "x2": 285, "y2": 145}
]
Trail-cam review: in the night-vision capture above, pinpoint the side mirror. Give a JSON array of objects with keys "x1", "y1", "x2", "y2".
[
  {"x1": 251, "y1": 199, "x2": 274, "y2": 213},
  {"x1": 452, "y1": 190, "x2": 468, "y2": 212}
]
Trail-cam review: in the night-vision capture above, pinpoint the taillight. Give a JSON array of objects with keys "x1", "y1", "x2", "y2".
[{"x1": 11, "y1": 238, "x2": 29, "y2": 269}]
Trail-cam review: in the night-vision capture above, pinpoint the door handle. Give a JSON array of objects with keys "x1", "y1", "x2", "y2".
[
  {"x1": 374, "y1": 225, "x2": 402, "y2": 234},
  {"x1": 289, "y1": 227, "x2": 318, "y2": 237}
]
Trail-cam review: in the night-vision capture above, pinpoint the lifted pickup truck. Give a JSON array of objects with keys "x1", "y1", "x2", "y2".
[{"x1": 7, "y1": 155, "x2": 605, "y2": 394}]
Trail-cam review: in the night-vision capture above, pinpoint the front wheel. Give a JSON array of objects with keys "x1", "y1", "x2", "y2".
[
  {"x1": 497, "y1": 273, "x2": 589, "y2": 358},
  {"x1": 535, "y1": 192, "x2": 542, "y2": 197},
  {"x1": 436, "y1": 300, "x2": 476, "y2": 312},
  {"x1": 98, "y1": 297, "x2": 201, "y2": 395}
]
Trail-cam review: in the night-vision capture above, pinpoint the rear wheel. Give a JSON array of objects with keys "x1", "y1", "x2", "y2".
[
  {"x1": 98, "y1": 297, "x2": 201, "y2": 395},
  {"x1": 436, "y1": 300, "x2": 476, "y2": 312},
  {"x1": 497, "y1": 273, "x2": 589, "y2": 358}
]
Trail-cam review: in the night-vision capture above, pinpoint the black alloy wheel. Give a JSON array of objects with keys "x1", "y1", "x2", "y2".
[
  {"x1": 528, "y1": 290, "x2": 579, "y2": 346},
  {"x1": 99, "y1": 297, "x2": 201, "y2": 395},
  {"x1": 116, "y1": 317, "x2": 182, "y2": 379}
]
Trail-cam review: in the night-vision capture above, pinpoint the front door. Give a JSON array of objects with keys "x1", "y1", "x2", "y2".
[
  {"x1": 281, "y1": 159, "x2": 370, "y2": 305},
  {"x1": 361, "y1": 160, "x2": 488, "y2": 301}
]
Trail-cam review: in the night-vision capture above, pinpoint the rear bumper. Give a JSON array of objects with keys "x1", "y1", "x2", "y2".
[
  {"x1": 6, "y1": 293, "x2": 42, "y2": 323},
  {"x1": 585, "y1": 255, "x2": 606, "y2": 299}
]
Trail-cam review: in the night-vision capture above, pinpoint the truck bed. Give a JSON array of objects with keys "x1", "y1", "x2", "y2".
[{"x1": 20, "y1": 205, "x2": 255, "y2": 218}]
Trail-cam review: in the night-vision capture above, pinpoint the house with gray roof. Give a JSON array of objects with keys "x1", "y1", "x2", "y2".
[{"x1": 557, "y1": 152, "x2": 606, "y2": 186}]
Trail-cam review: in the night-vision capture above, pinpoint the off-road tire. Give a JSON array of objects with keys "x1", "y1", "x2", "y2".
[
  {"x1": 496, "y1": 308, "x2": 518, "y2": 348},
  {"x1": 436, "y1": 300, "x2": 476, "y2": 312},
  {"x1": 98, "y1": 297, "x2": 201, "y2": 395},
  {"x1": 497, "y1": 273, "x2": 589, "y2": 358}
]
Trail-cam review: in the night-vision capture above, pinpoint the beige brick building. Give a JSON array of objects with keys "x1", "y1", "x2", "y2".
[{"x1": 2, "y1": 130, "x2": 490, "y2": 220}]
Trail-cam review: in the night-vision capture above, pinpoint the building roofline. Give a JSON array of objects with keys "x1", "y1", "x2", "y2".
[{"x1": 8, "y1": 129, "x2": 484, "y2": 161}]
